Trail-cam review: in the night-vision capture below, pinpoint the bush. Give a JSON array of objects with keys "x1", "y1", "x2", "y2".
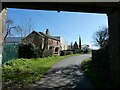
[
  {"x1": 81, "y1": 59, "x2": 113, "y2": 88},
  {"x1": 60, "y1": 50, "x2": 73, "y2": 56},
  {"x1": 60, "y1": 51, "x2": 65, "y2": 56},
  {"x1": 81, "y1": 45, "x2": 114, "y2": 88},
  {"x1": 73, "y1": 49, "x2": 81, "y2": 54},
  {"x1": 43, "y1": 50, "x2": 53, "y2": 57},
  {"x1": 92, "y1": 48, "x2": 109, "y2": 70},
  {"x1": 66, "y1": 51, "x2": 73, "y2": 55},
  {"x1": 83, "y1": 49, "x2": 88, "y2": 53},
  {"x1": 34, "y1": 48, "x2": 43, "y2": 58},
  {"x1": 18, "y1": 42, "x2": 36, "y2": 59},
  {"x1": 92, "y1": 48, "x2": 110, "y2": 81}
]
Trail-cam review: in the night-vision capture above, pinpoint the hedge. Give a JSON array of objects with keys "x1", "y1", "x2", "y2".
[{"x1": 92, "y1": 48, "x2": 110, "y2": 80}]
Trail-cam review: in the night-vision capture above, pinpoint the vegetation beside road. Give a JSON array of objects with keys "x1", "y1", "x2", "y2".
[
  {"x1": 2, "y1": 54, "x2": 81, "y2": 89},
  {"x1": 81, "y1": 26, "x2": 114, "y2": 88},
  {"x1": 81, "y1": 58, "x2": 113, "y2": 88}
]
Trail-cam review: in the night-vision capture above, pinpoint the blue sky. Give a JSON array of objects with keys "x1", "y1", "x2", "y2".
[{"x1": 7, "y1": 8, "x2": 108, "y2": 49}]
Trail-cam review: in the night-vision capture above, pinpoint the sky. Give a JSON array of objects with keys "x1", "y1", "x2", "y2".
[{"x1": 7, "y1": 8, "x2": 108, "y2": 49}]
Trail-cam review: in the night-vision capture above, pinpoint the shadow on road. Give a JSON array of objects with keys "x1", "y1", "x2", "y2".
[{"x1": 31, "y1": 64, "x2": 94, "y2": 89}]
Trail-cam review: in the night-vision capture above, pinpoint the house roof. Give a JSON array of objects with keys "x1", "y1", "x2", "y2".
[
  {"x1": 31, "y1": 31, "x2": 46, "y2": 38},
  {"x1": 48, "y1": 35, "x2": 60, "y2": 41},
  {"x1": 39, "y1": 31, "x2": 58, "y2": 40},
  {"x1": 4, "y1": 37, "x2": 22, "y2": 43},
  {"x1": 39, "y1": 32, "x2": 47, "y2": 37},
  {"x1": 24, "y1": 31, "x2": 60, "y2": 41},
  {"x1": 53, "y1": 36, "x2": 60, "y2": 41},
  {"x1": 34, "y1": 31, "x2": 60, "y2": 41}
]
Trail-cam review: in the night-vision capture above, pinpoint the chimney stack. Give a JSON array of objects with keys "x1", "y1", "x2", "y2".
[{"x1": 46, "y1": 29, "x2": 50, "y2": 35}]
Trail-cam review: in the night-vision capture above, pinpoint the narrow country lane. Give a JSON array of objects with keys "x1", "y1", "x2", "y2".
[
  {"x1": 31, "y1": 54, "x2": 94, "y2": 89},
  {"x1": 52, "y1": 54, "x2": 92, "y2": 68}
]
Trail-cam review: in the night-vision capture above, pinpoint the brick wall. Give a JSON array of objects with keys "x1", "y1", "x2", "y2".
[{"x1": 21, "y1": 32, "x2": 43, "y2": 49}]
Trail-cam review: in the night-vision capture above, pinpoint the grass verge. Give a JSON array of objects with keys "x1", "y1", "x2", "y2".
[
  {"x1": 81, "y1": 58, "x2": 113, "y2": 88},
  {"x1": 2, "y1": 54, "x2": 80, "y2": 89}
]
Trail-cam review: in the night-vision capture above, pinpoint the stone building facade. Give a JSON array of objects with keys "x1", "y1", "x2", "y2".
[
  {"x1": 53, "y1": 36, "x2": 68, "y2": 50},
  {"x1": 21, "y1": 29, "x2": 61, "y2": 54}
]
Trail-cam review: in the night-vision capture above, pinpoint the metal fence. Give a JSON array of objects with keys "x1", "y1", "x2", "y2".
[{"x1": 2, "y1": 44, "x2": 19, "y2": 64}]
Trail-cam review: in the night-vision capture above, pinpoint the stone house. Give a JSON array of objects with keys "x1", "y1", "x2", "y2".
[
  {"x1": 53, "y1": 36, "x2": 68, "y2": 50},
  {"x1": 21, "y1": 29, "x2": 61, "y2": 54},
  {"x1": 81, "y1": 44, "x2": 90, "y2": 52}
]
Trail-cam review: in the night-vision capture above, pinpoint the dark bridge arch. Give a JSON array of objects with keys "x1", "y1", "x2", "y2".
[{"x1": 1, "y1": 2, "x2": 120, "y2": 87}]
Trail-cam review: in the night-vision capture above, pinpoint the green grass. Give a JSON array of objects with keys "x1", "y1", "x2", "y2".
[
  {"x1": 2, "y1": 54, "x2": 80, "y2": 89},
  {"x1": 81, "y1": 58, "x2": 113, "y2": 88}
]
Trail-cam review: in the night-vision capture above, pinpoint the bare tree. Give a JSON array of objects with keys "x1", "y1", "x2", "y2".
[
  {"x1": 4, "y1": 18, "x2": 22, "y2": 41},
  {"x1": 19, "y1": 18, "x2": 34, "y2": 44},
  {"x1": 93, "y1": 26, "x2": 109, "y2": 49},
  {"x1": 20, "y1": 18, "x2": 34, "y2": 38}
]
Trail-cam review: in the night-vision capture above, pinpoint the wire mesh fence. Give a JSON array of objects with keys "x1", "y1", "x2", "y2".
[{"x1": 2, "y1": 43, "x2": 19, "y2": 64}]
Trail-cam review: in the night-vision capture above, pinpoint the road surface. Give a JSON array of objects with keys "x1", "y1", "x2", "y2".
[{"x1": 31, "y1": 54, "x2": 94, "y2": 89}]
